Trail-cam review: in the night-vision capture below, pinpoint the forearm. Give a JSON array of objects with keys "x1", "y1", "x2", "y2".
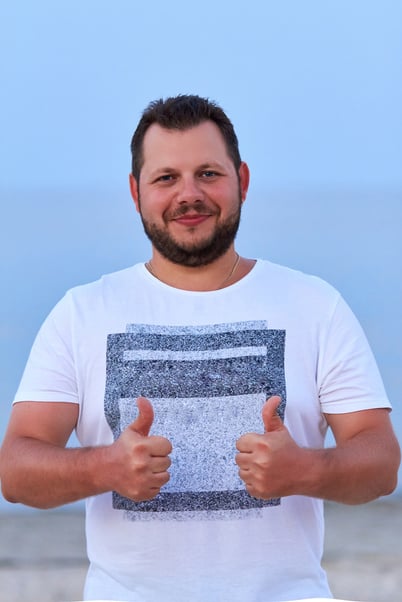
[
  {"x1": 1, "y1": 398, "x2": 172, "y2": 509},
  {"x1": 1, "y1": 437, "x2": 112, "y2": 509},
  {"x1": 297, "y1": 430, "x2": 400, "y2": 504}
]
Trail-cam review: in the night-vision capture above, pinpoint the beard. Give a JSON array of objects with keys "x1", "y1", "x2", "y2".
[{"x1": 139, "y1": 196, "x2": 242, "y2": 267}]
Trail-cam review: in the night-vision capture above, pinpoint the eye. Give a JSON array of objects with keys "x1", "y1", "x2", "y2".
[
  {"x1": 155, "y1": 174, "x2": 175, "y2": 183},
  {"x1": 201, "y1": 170, "x2": 218, "y2": 178}
]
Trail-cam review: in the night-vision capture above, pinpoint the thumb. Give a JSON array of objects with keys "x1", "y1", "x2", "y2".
[
  {"x1": 262, "y1": 396, "x2": 284, "y2": 433},
  {"x1": 128, "y1": 397, "x2": 154, "y2": 437}
]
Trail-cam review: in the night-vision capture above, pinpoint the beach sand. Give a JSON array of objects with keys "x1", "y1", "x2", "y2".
[{"x1": 1, "y1": 496, "x2": 401, "y2": 602}]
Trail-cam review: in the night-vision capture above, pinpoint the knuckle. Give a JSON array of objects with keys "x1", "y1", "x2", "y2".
[
  {"x1": 133, "y1": 440, "x2": 148, "y2": 455},
  {"x1": 134, "y1": 458, "x2": 149, "y2": 473},
  {"x1": 256, "y1": 439, "x2": 269, "y2": 453},
  {"x1": 159, "y1": 473, "x2": 170, "y2": 486}
]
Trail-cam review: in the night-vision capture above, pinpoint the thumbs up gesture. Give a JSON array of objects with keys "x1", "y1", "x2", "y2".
[
  {"x1": 108, "y1": 397, "x2": 172, "y2": 502},
  {"x1": 236, "y1": 396, "x2": 300, "y2": 499}
]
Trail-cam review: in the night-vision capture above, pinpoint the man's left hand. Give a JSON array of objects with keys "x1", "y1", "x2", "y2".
[{"x1": 235, "y1": 396, "x2": 301, "y2": 499}]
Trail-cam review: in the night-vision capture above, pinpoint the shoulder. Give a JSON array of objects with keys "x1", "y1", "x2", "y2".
[
  {"x1": 64, "y1": 263, "x2": 144, "y2": 303},
  {"x1": 255, "y1": 259, "x2": 341, "y2": 305},
  {"x1": 44, "y1": 263, "x2": 145, "y2": 325}
]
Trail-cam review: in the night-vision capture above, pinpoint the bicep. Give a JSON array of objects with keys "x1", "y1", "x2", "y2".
[
  {"x1": 324, "y1": 408, "x2": 396, "y2": 445},
  {"x1": 3, "y1": 401, "x2": 79, "y2": 448}
]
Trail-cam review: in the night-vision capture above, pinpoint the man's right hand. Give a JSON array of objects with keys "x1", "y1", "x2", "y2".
[{"x1": 109, "y1": 397, "x2": 172, "y2": 502}]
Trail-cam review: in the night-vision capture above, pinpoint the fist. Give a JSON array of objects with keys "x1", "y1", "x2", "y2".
[
  {"x1": 110, "y1": 397, "x2": 172, "y2": 502},
  {"x1": 236, "y1": 396, "x2": 299, "y2": 499}
]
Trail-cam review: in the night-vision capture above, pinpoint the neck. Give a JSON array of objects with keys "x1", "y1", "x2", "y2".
[{"x1": 145, "y1": 250, "x2": 256, "y2": 292}]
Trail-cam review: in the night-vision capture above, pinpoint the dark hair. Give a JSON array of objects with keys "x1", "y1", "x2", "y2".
[{"x1": 130, "y1": 94, "x2": 241, "y2": 181}]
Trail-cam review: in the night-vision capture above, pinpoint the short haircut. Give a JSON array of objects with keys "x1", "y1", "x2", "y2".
[{"x1": 130, "y1": 94, "x2": 241, "y2": 181}]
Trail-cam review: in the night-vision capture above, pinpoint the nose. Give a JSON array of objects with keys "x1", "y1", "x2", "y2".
[{"x1": 176, "y1": 176, "x2": 204, "y2": 204}]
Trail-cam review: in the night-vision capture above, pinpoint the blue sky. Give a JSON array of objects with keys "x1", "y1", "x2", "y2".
[
  {"x1": 1, "y1": 1, "x2": 401, "y2": 191},
  {"x1": 0, "y1": 1, "x2": 401, "y2": 501}
]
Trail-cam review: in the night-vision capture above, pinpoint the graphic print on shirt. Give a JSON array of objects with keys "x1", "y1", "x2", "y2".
[{"x1": 104, "y1": 321, "x2": 286, "y2": 520}]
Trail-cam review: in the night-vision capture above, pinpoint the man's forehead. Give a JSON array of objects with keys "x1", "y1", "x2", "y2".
[{"x1": 141, "y1": 121, "x2": 230, "y2": 167}]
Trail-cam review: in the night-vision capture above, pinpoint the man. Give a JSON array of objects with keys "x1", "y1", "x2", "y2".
[{"x1": 1, "y1": 95, "x2": 400, "y2": 602}]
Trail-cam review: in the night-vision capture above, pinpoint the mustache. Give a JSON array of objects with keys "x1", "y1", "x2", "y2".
[{"x1": 167, "y1": 202, "x2": 216, "y2": 220}]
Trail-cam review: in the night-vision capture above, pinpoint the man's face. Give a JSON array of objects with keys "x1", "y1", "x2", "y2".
[{"x1": 130, "y1": 121, "x2": 249, "y2": 267}]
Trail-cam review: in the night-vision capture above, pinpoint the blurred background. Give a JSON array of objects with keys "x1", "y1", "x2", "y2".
[{"x1": 0, "y1": 0, "x2": 401, "y2": 515}]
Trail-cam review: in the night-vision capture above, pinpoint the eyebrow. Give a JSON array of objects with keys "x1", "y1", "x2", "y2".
[{"x1": 197, "y1": 162, "x2": 227, "y2": 171}]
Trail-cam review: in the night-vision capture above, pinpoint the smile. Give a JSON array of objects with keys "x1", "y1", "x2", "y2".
[{"x1": 171, "y1": 214, "x2": 212, "y2": 227}]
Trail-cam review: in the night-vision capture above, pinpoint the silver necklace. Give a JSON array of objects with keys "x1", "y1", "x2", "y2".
[{"x1": 146, "y1": 253, "x2": 241, "y2": 289}]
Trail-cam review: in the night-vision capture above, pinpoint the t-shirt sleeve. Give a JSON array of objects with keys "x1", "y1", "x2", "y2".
[
  {"x1": 317, "y1": 294, "x2": 391, "y2": 414},
  {"x1": 13, "y1": 293, "x2": 79, "y2": 404}
]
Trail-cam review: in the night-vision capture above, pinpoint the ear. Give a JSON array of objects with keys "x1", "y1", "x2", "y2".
[
  {"x1": 129, "y1": 173, "x2": 140, "y2": 213},
  {"x1": 238, "y1": 162, "x2": 250, "y2": 202}
]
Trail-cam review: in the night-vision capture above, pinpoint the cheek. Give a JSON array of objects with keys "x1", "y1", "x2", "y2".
[
  {"x1": 216, "y1": 186, "x2": 242, "y2": 214},
  {"x1": 139, "y1": 192, "x2": 171, "y2": 223}
]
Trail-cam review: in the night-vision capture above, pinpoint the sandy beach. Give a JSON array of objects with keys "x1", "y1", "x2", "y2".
[{"x1": 1, "y1": 496, "x2": 401, "y2": 602}]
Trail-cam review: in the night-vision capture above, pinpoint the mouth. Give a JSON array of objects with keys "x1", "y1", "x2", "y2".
[
  {"x1": 168, "y1": 203, "x2": 216, "y2": 227},
  {"x1": 172, "y1": 213, "x2": 212, "y2": 227}
]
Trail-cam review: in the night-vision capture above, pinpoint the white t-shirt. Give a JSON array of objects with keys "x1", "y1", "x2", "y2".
[{"x1": 14, "y1": 260, "x2": 391, "y2": 602}]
